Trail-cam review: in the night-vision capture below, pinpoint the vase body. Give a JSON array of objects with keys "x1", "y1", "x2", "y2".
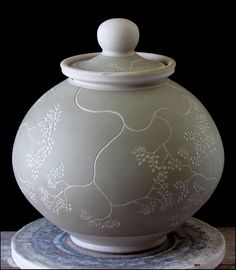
[{"x1": 12, "y1": 18, "x2": 224, "y2": 253}]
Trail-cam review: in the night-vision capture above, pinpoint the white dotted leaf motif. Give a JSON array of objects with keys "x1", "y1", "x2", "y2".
[
  {"x1": 131, "y1": 146, "x2": 177, "y2": 215},
  {"x1": 18, "y1": 176, "x2": 36, "y2": 202},
  {"x1": 39, "y1": 162, "x2": 73, "y2": 215},
  {"x1": 132, "y1": 146, "x2": 161, "y2": 173},
  {"x1": 39, "y1": 186, "x2": 72, "y2": 215},
  {"x1": 131, "y1": 94, "x2": 218, "y2": 222},
  {"x1": 104, "y1": 59, "x2": 145, "y2": 72},
  {"x1": 172, "y1": 172, "x2": 216, "y2": 215},
  {"x1": 80, "y1": 209, "x2": 120, "y2": 229},
  {"x1": 46, "y1": 162, "x2": 64, "y2": 188},
  {"x1": 195, "y1": 113, "x2": 210, "y2": 133},
  {"x1": 137, "y1": 201, "x2": 159, "y2": 215},
  {"x1": 25, "y1": 86, "x2": 217, "y2": 231},
  {"x1": 15, "y1": 84, "x2": 221, "y2": 233},
  {"x1": 179, "y1": 95, "x2": 217, "y2": 166},
  {"x1": 106, "y1": 63, "x2": 125, "y2": 72},
  {"x1": 26, "y1": 105, "x2": 61, "y2": 180},
  {"x1": 83, "y1": 58, "x2": 146, "y2": 72},
  {"x1": 177, "y1": 148, "x2": 189, "y2": 161},
  {"x1": 173, "y1": 180, "x2": 190, "y2": 203},
  {"x1": 181, "y1": 180, "x2": 205, "y2": 212}
]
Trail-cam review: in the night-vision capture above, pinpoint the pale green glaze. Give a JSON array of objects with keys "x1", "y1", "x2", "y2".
[
  {"x1": 12, "y1": 18, "x2": 224, "y2": 253},
  {"x1": 12, "y1": 79, "x2": 224, "y2": 239}
]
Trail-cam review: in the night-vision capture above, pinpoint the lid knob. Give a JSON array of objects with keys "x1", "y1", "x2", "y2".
[{"x1": 97, "y1": 18, "x2": 139, "y2": 56}]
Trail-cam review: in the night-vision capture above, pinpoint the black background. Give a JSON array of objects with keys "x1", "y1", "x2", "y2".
[{"x1": 1, "y1": 2, "x2": 235, "y2": 231}]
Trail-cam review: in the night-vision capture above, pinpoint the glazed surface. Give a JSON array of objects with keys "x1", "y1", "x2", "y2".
[{"x1": 12, "y1": 79, "x2": 224, "y2": 237}]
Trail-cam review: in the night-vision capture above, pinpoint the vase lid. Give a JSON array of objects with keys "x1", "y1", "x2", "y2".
[{"x1": 61, "y1": 18, "x2": 176, "y2": 90}]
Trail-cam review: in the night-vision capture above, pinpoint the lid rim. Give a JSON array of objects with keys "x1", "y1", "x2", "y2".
[
  {"x1": 67, "y1": 78, "x2": 170, "y2": 91},
  {"x1": 60, "y1": 52, "x2": 176, "y2": 89}
]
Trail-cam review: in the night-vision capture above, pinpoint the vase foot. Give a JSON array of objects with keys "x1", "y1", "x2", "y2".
[{"x1": 70, "y1": 234, "x2": 167, "y2": 254}]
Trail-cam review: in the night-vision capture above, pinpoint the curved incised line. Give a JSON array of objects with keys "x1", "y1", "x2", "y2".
[
  {"x1": 75, "y1": 88, "x2": 176, "y2": 212},
  {"x1": 89, "y1": 125, "x2": 125, "y2": 220},
  {"x1": 75, "y1": 88, "x2": 127, "y2": 220},
  {"x1": 20, "y1": 123, "x2": 41, "y2": 145},
  {"x1": 22, "y1": 83, "x2": 217, "y2": 218},
  {"x1": 36, "y1": 83, "x2": 215, "y2": 224},
  {"x1": 111, "y1": 114, "x2": 173, "y2": 208},
  {"x1": 74, "y1": 87, "x2": 177, "y2": 219},
  {"x1": 188, "y1": 170, "x2": 217, "y2": 182},
  {"x1": 75, "y1": 85, "x2": 217, "y2": 216},
  {"x1": 17, "y1": 81, "x2": 218, "y2": 225},
  {"x1": 75, "y1": 87, "x2": 179, "y2": 132},
  {"x1": 111, "y1": 113, "x2": 217, "y2": 209}
]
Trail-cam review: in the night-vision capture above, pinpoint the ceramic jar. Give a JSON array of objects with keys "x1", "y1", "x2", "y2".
[{"x1": 12, "y1": 18, "x2": 224, "y2": 253}]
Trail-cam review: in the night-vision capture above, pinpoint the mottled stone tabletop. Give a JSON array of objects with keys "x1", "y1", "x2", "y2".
[{"x1": 1, "y1": 219, "x2": 235, "y2": 269}]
